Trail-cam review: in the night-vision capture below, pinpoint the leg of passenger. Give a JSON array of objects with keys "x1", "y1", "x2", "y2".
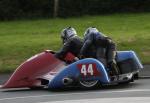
[
  {"x1": 106, "y1": 42, "x2": 120, "y2": 76},
  {"x1": 96, "y1": 48, "x2": 107, "y2": 67}
]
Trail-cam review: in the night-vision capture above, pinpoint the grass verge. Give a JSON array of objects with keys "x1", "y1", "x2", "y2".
[{"x1": 0, "y1": 13, "x2": 150, "y2": 73}]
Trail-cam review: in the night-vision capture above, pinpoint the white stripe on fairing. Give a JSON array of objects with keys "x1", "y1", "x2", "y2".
[
  {"x1": 40, "y1": 97, "x2": 150, "y2": 103},
  {"x1": 0, "y1": 89, "x2": 150, "y2": 101}
]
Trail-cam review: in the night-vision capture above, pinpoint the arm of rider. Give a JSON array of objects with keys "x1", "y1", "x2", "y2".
[{"x1": 55, "y1": 40, "x2": 72, "y2": 60}]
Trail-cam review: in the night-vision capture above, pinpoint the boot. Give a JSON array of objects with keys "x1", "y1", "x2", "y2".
[
  {"x1": 108, "y1": 60, "x2": 120, "y2": 81},
  {"x1": 110, "y1": 60, "x2": 120, "y2": 75}
]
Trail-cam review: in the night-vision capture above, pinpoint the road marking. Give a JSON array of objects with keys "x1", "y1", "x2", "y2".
[
  {"x1": 0, "y1": 89, "x2": 150, "y2": 101},
  {"x1": 39, "y1": 97, "x2": 150, "y2": 103}
]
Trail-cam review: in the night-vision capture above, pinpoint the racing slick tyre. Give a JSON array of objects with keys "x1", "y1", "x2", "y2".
[{"x1": 79, "y1": 80, "x2": 100, "y2": 89}]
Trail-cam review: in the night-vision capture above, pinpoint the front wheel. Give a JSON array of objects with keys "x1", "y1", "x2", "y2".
[{"x1": 79, "y1": 80, "x2": 99, "y2": 88}]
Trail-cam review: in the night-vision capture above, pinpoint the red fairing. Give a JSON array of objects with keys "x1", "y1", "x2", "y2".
[{"x1": 2, "y1": 51, "x2": 65, "y2": 88}]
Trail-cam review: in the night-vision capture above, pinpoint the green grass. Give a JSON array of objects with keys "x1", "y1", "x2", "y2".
[{"x1": 0, "y1": 13, "x2": 150, "y2": 73}]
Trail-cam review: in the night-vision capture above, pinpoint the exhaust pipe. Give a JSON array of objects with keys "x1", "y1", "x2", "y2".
[{"x1": 62, "y1": 77, "x2": 73, "y2": 85}]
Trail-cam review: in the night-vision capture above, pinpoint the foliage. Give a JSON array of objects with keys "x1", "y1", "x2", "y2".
[
  {"x1": 1, "y1": 0, "x2": 150, "y2": 20},
  {"x1": 0, "y1": 0, "x2": 53, "y2": 20}
]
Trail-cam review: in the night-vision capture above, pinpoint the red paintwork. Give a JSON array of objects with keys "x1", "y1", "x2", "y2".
[
  {"x1": 64, "y1": 52, "x2": 76, "y2": 62},
  {"x1": 2, "y1": 51, "x2": 68, "y2": 88}
]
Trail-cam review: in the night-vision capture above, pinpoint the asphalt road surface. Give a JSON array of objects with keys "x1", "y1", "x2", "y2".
[{"x1": 0, "y1": 65, "x2": 150, "y2": 103}]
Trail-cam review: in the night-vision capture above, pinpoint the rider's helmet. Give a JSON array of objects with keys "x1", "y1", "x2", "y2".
[
  {"x1": 61, "y1": 27, "x2": 77, "y2": 43},
  {"x1": 84, "y1": 27, "x2": 99, "y2": 37},
  {"x1": 84, "y1": 27, "x2": 105, "y2": 39}
]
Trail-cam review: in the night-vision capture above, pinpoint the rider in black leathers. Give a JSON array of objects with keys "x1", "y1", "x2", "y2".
[
  {"x1": 55, "y1": 27, "x2": 83, "y2": 61},
  {"x1": 80, "y1": 27, "x2": 120, "y2": 76}
]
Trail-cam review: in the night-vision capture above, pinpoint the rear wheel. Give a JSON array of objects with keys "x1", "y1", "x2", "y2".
[{"x1": 79, "y1": 80, "x2": 99, "y2": 88}]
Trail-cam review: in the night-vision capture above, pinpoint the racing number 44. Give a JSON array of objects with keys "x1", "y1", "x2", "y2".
[
  {"x1": 81, "y1": 64, "x2": 93, "y2": 76},
  {"x1": 77, "y1": 63, "x2": 100, "y2": 77}
]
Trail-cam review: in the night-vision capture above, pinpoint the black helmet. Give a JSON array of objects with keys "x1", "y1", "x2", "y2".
[{"x1": 61, "y1": 27, "x2": 77, "y2": 43}]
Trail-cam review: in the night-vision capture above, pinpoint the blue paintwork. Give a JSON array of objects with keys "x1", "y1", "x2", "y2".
[
  {"x1": 116, "y1": 51, "x2": 143, "y2": 69},
  {"x1": 48, "y1": 51, "x2": 143, "y2": 89},
  {"x1": 48, "y1": 58, "x2": 110, "y2": 88}
]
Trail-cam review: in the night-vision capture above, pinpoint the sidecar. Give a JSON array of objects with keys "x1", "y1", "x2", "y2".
[{"x1": 1, "y1": 50, "x2": 143, "y2": 89}]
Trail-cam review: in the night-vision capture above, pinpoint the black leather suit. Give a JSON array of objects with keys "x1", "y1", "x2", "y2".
[{"x1": 55, "y1": 35, "x2": 83, "y2": 60}]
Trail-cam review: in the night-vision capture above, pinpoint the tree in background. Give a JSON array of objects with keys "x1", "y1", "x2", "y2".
[
  {"x1": 1, "y1": 0, "x2": 150, "y2": 20},
  {"x1": 53, "y1": 0, "x2": 59, "y2": 17}
]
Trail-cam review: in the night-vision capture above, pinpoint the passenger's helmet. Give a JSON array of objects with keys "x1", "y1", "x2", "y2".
[
  {"x1": 84, "y1": 27, "x2": 99, "y2": 37},
  {"x1": 61, "y1": 27, "x2": 77, "y2": 43},
  {"x1": 84, "y1": 27, "x2": 105, "y2": 39}
]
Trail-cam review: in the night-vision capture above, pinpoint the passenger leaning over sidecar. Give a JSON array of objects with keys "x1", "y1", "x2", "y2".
[{"x1": 55, "y1": 27, "x2": 83, "y2": 63}]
